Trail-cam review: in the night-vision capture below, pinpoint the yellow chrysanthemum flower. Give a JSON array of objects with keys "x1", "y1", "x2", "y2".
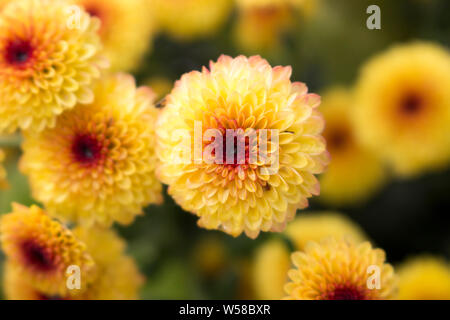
[
  {"x1": 75, "y1": 0, "x2": 155, "y2": 72},
  {"x1": 397, "y1": 256, "x2": 450, "y2": 300},
  {"x1": 354, "y1": 43, "x2": 450, "y2": 177},
  {"x1": 0, "y1": 0, "x2": 108, "y2": 133},
  {"x1": 152, "y1": 0, "x2": 232, "y2": 41},
  {"x1": 3, "y1": 261, "x2": 61, "y2": 300},
  {"x1": 285, "y1": 211, "x2": 368, "y2": 251},
  {"x1": 21, "y1": 73, "x2": 163, "y2": 226},
  {"x1": 0, "y1": 0, "x2": 13, "y2": 12},
  {"x1": 251, "y1": 212, "x2": 367, "y2": 299},
  {"x1": 284, "y1": 238, "x2": 397, "y2": 300},
  {"x1": 157, "y1": 55, "x2": 329, "y2": 238},
  {"x1": 72, "y1": 226, "x2": 144, "y2": 300},
  {"x1": 319, "y1": 89, "x2": 386, "y2": 205},
  {"x1": 234, "y1": 0, "x2": 317, "y2": 52},
  {"x1": 3, "y1": 226, "x2": 144, "y2": 300},
  {"x1": 0, "y1": 203, "x2": 96, "y2": 297},
  {"x1": 0, "y1": 148, "x2": 8, "y2": 189},
  {"x1": 252, "y1": 239, "x2": 291, "y2": 300},
  {"x1": 0, "y1": 0, "x2": 7, "y2": 10}
]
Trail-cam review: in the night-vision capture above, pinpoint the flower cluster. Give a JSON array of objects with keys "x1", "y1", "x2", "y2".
[
  {"x1": 0, "y1": 0, "x2": 329, "y2": 299},
  {"x1": 317, "y1": 42, "x2": 450, "y2": 204},
  {"x1": 0, "y1": 0, "x2": 448, "y2": 302},
  {"x1": 0, "y1": 0, "x2": 152, "y2": 300},
  {"x1": 1, "y1": 204, "x2": 143, "y2": 300}
]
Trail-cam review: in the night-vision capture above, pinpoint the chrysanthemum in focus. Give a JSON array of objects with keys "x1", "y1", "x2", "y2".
[
  {"x1": 157, "y1": 55, "x2": 329, "y2": 238},
  {"x1": 251, "y1": 212, "x2": 367, "y2": 299},
  {"x1": 0, "y1": 148, "x2": 8, "y2": 189},
  {"x1": 76, "y1": 0, "x2": 155, "y2": 71},
  {"x1": 153, "y1": 0, "x2": 232, "y2": 41},
  {"x1": 0, "y1": 204, "x2": 96, "y2": 296},
  {"x1": 3, "y1": 226, "x2": 144, "y2": 300},
  {"x1": 21, "y1": 74, "x2": 163, "y2": 226},
  {"x1": 284, "y1": 238, "x2": 397, "y2": 300},
  {"x1": 0, "y1": 0, "x2": 108, "y2": 133},
  {"x1": 319, "y1": 88, "x2": 386, "y2": 205},
  {"x1": 354, "y1": 43, "x2": 450, "y2": 176},
  {"x1": 285, "y1": 211, "x2": 368, "y2": 251},
  {"x1": 397, "y1": 256, "x2": 450, "y2": 300},
  {"x1": 252, "y1": 239, "x2": 291, "y2": 299},
  {"x1": 234, "y1": 0, "x2": 318, "y2": 52}
]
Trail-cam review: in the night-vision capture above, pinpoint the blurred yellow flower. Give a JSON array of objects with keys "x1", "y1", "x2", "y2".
[
  {"x1": 234, "y1": 0, "x2": 317, "y2": 52},
  {"x1": 252, "y1": 239, "x2": 291, "y2": 299},
  {"x1": 76, "y1": 0, "x2": 155, "y2": 72},
  {"x1": 153, "y1": 0, "x2": 232, "y2": 41},
  {"x1": 0, "y1": 0, "x2": 7, "y2": 10},
  {"x1": 21, "y1": 74, "x2": 163, "y2": 227},
  {"x1": 285, "y1": 211, "x2": 368, "y2": 251},
  {"x1": 354, "y1": 42, "x2": 450, "y2": 177},
  {"x1": 72, "y1": 226, "x2": 144, "y2": 300},
  {"x1": 3, "y1": 225, "x2": 144, "y2": 300},
  {"x1": 3, "y1": 261, "x2": 65, "y2": 300},
  {"x1": 397, "y1": 256, "x2": 450, "y2": 300},
  {"x1": 284, "y1": 238, "x2": 397, "y2": 300},
  {"x1": 0, "y1": 204, "x2": 96, "y2": 297},
  {"x1": 251, "y1": 212, "x2": 367, "y2": 299},
  {"x1": 0, "y1": 0, "x2": 108, "y2": 133},
  {"x1": 157, "y1": 55, "x2": 329, "y2": 238},
  {"x1": 0, "y1": 148, "x2": 7, "y2": 189},
  {"x1": 319, "y1": 88, "x2": 386, "y2": 205}
]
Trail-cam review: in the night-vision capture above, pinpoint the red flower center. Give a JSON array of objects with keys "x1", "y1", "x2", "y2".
[
  {"x1": 222, "y1": 132, "x2": 252, "y2": 167},
  {"x1": 326, "y1": 285, "x2": 366, "y2": 300},
  {"x1": 84, "y1": 4, "x2": 107, "y2": 34},
  {"x1": 4, "y1": 39, "x2": 34, "y2": 67},
  {"x1": 399, "y1": 92, "x2": 424, "y2": 116},
  {"x1": 205, "y1": 128, "x2": 256, "y2": 168},
  {"x1": 325, "y1": 126, "x2": 352, "y2": 153},
  {"x1": 85, "y1": 5, "x2": 102, "y2": 20},
  {"x1": 38, "y1": 293, "x2": 64, "y2": 300},
  {"x1": 21, "y1": 239, "x2": 55, "y2": 272},
  {"x1": 71, "y1": 133, "x2": 104, "y2": 166}
]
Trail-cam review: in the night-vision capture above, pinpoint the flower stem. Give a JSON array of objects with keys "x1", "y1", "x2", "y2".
[{"x1": 0, "y1": 134, "x2": 22, "y2": 148}]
